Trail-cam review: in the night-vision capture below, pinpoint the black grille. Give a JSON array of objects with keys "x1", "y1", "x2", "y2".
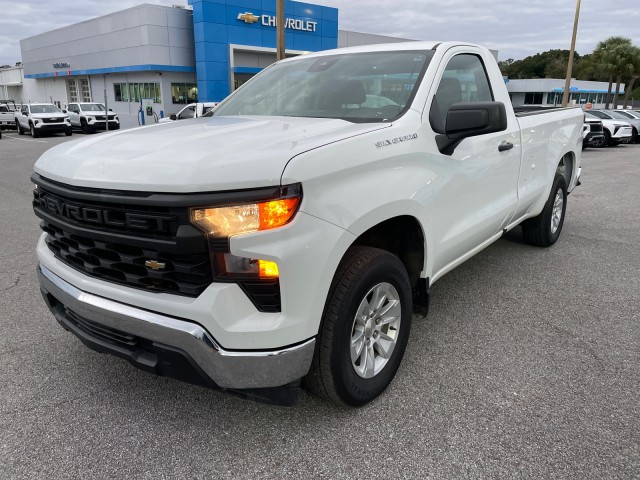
[
  {"x1": 42, "y1": 117, "x2": 63, "y2": 123},
  {"x1": 590, "y1": 123, "x2": 603, "y2": 133},
  {"x1": 42, "y1": 222, "x2": 212, "y2": 296},
  {"x1": 66, "y1": 307, "x2": 138, "y2": 349},
  {"x1": 239, "y1": 280, "x2": 281, "y2": 313}
]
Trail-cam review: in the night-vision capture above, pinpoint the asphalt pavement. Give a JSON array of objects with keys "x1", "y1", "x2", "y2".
[{"x1": 1, "y1": 128, "x2": 639, "y2": 479}]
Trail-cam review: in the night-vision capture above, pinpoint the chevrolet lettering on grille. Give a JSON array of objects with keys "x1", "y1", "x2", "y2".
[{"x1": 38, "y1": 192, "x2": 173, "y2": 233}]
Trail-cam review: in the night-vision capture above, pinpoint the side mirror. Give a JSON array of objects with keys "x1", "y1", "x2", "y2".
[
  {"x1": 445, "y1": 102, "x2": 507, "y2": 139},
  {"x1": 435, "y1": 102, "x2": 508, "y2": 155},
  {"x1": 169, "y1": 114, "x2": 177, "y2": 121},
  {"x1": 62, "y1": 109, "x2": 67, "y2": 113},
  {"x1": 108, "y1": 108, "x2": 113, "y2": 112}
]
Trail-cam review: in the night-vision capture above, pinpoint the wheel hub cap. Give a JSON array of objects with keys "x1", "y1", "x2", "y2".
[
  {"x1": 551, "y1": 190, "x2": 564, "y2": 234},
  {"x1": 350, "y1": 282, "x2": 402, "y2": 379}
]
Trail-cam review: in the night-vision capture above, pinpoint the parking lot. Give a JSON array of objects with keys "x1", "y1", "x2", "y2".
[{"x1": 1, "y1": 129, "x2": 639, "y2": 479}]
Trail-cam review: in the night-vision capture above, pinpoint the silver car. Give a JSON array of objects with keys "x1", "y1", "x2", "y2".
[{"x1": 589, "y1": 110, "x2": 640, "y2": 144}]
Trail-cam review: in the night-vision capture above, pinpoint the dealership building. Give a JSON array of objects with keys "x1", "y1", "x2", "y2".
[{"x1": 10, "y1": 1, "x2": 410, "y2": 125}]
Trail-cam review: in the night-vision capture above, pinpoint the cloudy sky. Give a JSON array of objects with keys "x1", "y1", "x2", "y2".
[{"x1": 1, "y1": 0, "x2": 639, "y2": 66}]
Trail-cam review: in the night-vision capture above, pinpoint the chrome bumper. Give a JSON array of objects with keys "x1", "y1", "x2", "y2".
[{"x1": 37, "y1": 265, "x2": 315, "y2": 389}]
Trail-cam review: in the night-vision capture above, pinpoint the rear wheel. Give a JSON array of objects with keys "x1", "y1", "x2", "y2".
[
  {"x1": 522, "y1": 174, "x2": 567, "y2": 247},
  {"x1": 304, "y1": 246, "x2": 412, "y2": 406}
]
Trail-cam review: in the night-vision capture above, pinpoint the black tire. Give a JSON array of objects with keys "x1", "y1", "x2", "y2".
[
  {"x1": 81, "y1": 118, "x2": 89, "y2": 134},
  {"x1": 304, "y1": 246, "x2": 412, "y2": 406},
  {"x1": 603, "y1": 129, "x2": 611, "y2": 147},
  {"x1": 16, "y1": 121, "x2": 24, "y2": 135},
  {"x1": 632, "y1": 128, "x2": 638, "y2": 144},
  {"x1": 522, "y1": 174, "x2": 567, "y2": 247},
  {"x1": 30, "y1": 123, "x2": 38, "y2": 138},
  {"x1": 65, "y1": 128, "x2": 72, "y2": 136}
]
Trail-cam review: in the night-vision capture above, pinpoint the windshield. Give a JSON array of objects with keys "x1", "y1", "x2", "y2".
[
  {"x1": 80, "y1": 103, "x2": 106, "y2": 112},
  {"x1": 588, "y1": 111, "x2": 610, "y2": 119},
  {"x1": 30, "y1": 105, "x2": 61, "y2": 114},
  {"x1": 213, "y1": 50, "x2": 434, "y2": 123}
]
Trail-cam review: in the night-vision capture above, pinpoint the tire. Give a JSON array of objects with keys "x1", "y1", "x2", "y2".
[
  {"x1": 65, "y1": 129, "x2": 72, "y2": 136},
  {"x1": 16, "y1": 121, "x2": 24, "y2": 135},
  {"x1": 603, "y1": 129, "x2": 611, "y2": 147},
  {"x1": 81, "y1": 119, "x2": 89, "y2": 134},
  {"x1": 522, "y1": 174, "x2": 567, "y2": 247},
  {"x1": 304, "y1": 246, "x2": 412, "y2": 406},
  {"x1": 632, "y1": 128, "x2": 638, "y2": 144},
  {"x1": 30, "y1": 123, "x2": 38, "y2": 138}
]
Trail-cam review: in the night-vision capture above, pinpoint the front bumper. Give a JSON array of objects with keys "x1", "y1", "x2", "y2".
[
  {"x1": 583, "y1": 131, "x2": 604, "y2": 147},
  {"x1": 36, "y1": 123, "x2": 70, "y2": 132},
  {"x1": 37, "y1": 264, "x2": 315, "y2": 389}
]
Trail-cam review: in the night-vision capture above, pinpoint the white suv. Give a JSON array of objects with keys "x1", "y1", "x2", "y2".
[{"x1": 65, "y1": 102, "x2": 120, "y2": 133}]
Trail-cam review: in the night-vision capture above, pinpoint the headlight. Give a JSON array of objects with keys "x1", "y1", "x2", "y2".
[
  {"x1": 191, "y1": 189, "x2": 301, "y2": 237},
  {"x1": 191, "y1": 184, "x2": 301, "y2": 282}
]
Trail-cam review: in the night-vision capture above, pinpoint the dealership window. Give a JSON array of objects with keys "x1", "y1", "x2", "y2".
[
  {"x1": 172, "y1": 83, "x2": 198, "y2": 104},
  {"x1": 114, "y1": 82, "x2": 161, "y2": 103},
  {"x1": 524, "y1": 92, "x2": 543, "y2": 104}
]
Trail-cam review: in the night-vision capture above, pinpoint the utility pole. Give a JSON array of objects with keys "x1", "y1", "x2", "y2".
[
  {"x1": 562, "y1": 0, "x2": 581, "y2": 107},
  {"x1": 276, "y1": 0, "x2": 285, "y2": 61},
  {"x1": 104, "y1": 74, "x2": 109, "y2": 131}
]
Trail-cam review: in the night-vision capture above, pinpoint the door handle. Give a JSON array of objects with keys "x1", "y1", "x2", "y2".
[{"x1": 498, "y1": 141, "x2": 514, "y2": 152}]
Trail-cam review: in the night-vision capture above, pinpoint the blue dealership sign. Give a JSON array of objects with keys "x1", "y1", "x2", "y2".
[{"x1": 188, "y1": 0, "x2": 339, "y2": 101}]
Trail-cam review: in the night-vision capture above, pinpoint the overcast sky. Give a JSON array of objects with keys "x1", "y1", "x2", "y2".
[{"x1": 1, "y1": 0, "x2": 639, "y2": 66}]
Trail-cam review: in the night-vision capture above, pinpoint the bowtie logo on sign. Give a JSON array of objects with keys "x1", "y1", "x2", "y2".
[
  {"x1": 237, "y1": 12, "x2": 260, "y2": 24},
  {"x1": 237, "y1": 12, "x2": 318, "y2": 32}
]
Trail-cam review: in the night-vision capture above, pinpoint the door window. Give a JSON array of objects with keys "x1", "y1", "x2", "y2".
[
  {"x1": 430, "y1": 54, "x2": 493, "y2": 133},
  {"x1": 177, "y1": 106, "x2": 196, "y2": 120}
]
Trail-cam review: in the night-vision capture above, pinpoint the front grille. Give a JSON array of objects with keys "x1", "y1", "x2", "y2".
[
  {"x1": 42, "y1": 117, "x2": 63, "y2": 123},
  {"x1": 33, "y1": 175, "x2": 283, "y2": 310},
  {"x1": 42, "y1": 222, "x2": 212, "y2": 296},
  {"x1": 590, "y1": 124, "x2": 603, "y2": 133},
  {"x1": 66, "y1": 307, "x2": 138, "y2": 349}
]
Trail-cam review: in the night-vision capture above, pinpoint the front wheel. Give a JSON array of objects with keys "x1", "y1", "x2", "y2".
[
  {"x1": 30, "y1": 124, "x2": 38, "y2": 138},
  {"x1": 304, "y1": 246, "x2": 412, "y2": 406},
  {"x1": 522, "y1": 174, "x2": 567, "y2": 247},
  {"x1": 16, "y1": 121, "x2": 24, "y2": 135},
  {"x1": 65, "y1": 128, "x2": 72, "y2": 136}
]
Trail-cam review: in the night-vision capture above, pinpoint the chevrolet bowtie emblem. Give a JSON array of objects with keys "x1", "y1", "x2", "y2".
[
  {"x1": 145, "y1": 260, "x2": 166, "y2": 270},
  {"x1": 237, "y1": 12, "x2": 260, "y2": 24}
]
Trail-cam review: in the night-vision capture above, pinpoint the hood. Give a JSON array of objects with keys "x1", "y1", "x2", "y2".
[
  {"x1": 32, "y1": 112, "x2": 67, "y2": 119},
  {"x1": 34, "y1": 116, "x2": 388, "y2": 192}
]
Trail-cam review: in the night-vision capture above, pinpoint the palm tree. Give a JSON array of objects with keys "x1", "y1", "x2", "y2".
[
  {"x1": 593, "y1": 37, "x2": 634, "y2": 108},
  {"x1": 622, "y1": 47, "x2": 640, "y2": 109}
]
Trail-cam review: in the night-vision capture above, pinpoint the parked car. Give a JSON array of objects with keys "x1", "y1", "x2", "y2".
[
  {"x1": 158, "y1": 102, "x2": 218, "y2": 123},
  {"x1": 582, "y1": 114, "x2": 605, "y2": 149},
  {"x1": 15, "y1": 103, "x2": 72, "y2": 138},
  {"x1": 584, "y1": 111, "x2": 632, "y2": 146},
  {"x1": 64, "y1": 102, "x2": 120, "y2": 133},
  {"x1": 33, "y1": 41, "x2": 583, "y2": 406},
  {"x1": 588, "y1": 110, "x2": 638, "y2": 144},
  {"x1": 0, "y1": 100, "x2": 18, "y2": 129}
]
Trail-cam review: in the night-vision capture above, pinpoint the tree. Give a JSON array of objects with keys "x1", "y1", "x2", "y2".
[
  {"x1": 622, "y1": 47, "x2": 640, "y2": 109},
  {"x1": 593, "y1": 37, "x2": 635, "y2": 108}
]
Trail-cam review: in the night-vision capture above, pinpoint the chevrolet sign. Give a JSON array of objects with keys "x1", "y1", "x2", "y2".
[{"x1": 237, "y1": 12, "x2": 318, "y2": 32}]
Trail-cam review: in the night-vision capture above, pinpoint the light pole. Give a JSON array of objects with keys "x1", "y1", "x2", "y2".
[
  {"x1": 562, "y1": 0, "x2": 581, "y2": 107},
  {"x1": 276, "y1": 0, "x2": 285, "y2": 61}
]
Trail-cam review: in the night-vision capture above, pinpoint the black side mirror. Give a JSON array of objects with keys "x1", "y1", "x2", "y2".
[
  {"x1": 445, "y1": 102, "x2": 507, "y2": 139},
  {"x1": 169, "y1": 114, "x2": 177, "y2": 121},
  {"x1": 108, "y1": 108, "x2": 113, "y2": 112},
  {"x1": 436, "y1": 102, "x2": 508, "y2": 155},
  {"x1": 62, "y1": 109, "x2": 67, "y2": 113}
]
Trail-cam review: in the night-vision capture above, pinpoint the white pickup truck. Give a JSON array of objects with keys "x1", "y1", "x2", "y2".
[
  {"x1": 33, "y1": 42, "x2": 582, "y2": 406},
  {"x1": 16, "y1": 103, "x2": 72, "y2": 138},
  {"x1": 0, "y1": 101, "x2": 18, "y2": 129}
]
